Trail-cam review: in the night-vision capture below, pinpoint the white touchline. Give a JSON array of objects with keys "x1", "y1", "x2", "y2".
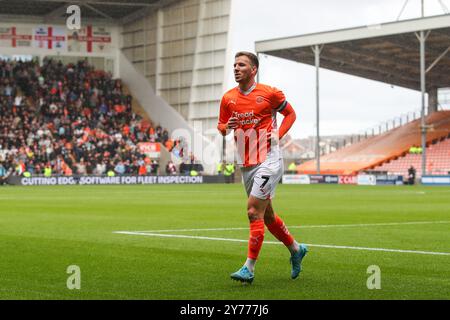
[
  {"x1": 130, "y1": 220, "x2": 450, "y2": 233},
  {"x1": 113, "y1": 231, "x2": 450, "y2": 256}
]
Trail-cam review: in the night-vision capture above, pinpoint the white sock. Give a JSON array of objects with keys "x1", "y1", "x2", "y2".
[
  {"x1": 288, "y1": 241, "x2": 300, "y2": 255},
  {"x1": 244, "y1": 258, "x2": 256, "y2": 272}
]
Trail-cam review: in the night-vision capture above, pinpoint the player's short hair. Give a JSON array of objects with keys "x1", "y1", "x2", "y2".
[{"x1": 235, "y1": 51, "x2": 259, "y2": 70}]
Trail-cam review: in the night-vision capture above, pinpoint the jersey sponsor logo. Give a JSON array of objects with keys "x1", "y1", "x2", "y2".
[{"x1": 232, "y1": 110, "x2": 261, "y2": 126}]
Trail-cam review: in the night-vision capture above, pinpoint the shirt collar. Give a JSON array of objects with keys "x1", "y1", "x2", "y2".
[{"x1": 238, "y1": 82, "x2": 257, "y2": 96}]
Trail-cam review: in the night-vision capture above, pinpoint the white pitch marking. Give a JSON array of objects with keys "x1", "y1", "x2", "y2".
[
  {"x1": 113, "y1": 231, "x2": 450, "y2": 256},
  {"x1": 131, "y1": 220, "x2": 450, "y2": 233},
  {"x1": 115, "y1": 231, "x2": 251, "y2": 243}
]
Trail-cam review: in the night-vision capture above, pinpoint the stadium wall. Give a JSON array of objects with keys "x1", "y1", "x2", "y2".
[
  {"x1": 121, "y1": 0, "x2": 232, "y2": 141},
  {"x1": 7, "y1": 175, "x2": 228, "y2": 186},
  {"x1": 119, "y1": 51, "x2": 220, "y2": 174},
  {"x1": 281, "y1": 174, "x2": 405, "y2": 186},
  {"x1": 7, "y1": 173, "x2": 417, "y2": 186}
]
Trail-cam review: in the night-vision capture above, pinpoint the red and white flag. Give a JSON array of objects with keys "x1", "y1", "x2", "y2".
[
  {"x1": 34, "y1": 26, "x2": 66, "y2": 50},
  {"x1": 68, "y1": 25, "x2": 111, "y2": 53},
  {"x1": 0, "y1": 26, "x2": 32, "y2": 48}
]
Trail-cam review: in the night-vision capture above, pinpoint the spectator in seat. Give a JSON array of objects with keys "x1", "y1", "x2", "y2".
[
  {"x1": 0, "y1": 58, "x2": 176, "y2": 178},
  {"x1": 166, "y1": 160, "x2": 177, "y2": 175},
  {"x1": 408, "y1": 166, "x2": 416, "y2": 185},
  {"x1": 0, "y1": 162, "x2": 8, "y2": 185},
  {"x1": 138, "y1": 162, "x2": 147, "y2": 176},
  {"x1": 179, "y1": 161, "x2": 190, "y2": 175},
  {"x1": 0, "y1": 162, "x2": 13, "y2": 185},
  {"x1": 95, "y1": 160, "x2": 107, "y2": 175},
  {"x1": 165, "y1": 138, "x2": 174, "y2": 151},
  {"x1": 287, "y1": 161, "x2": 297, "y2": 174},
  {"x1": 76, "y1": 158, "x2": 87, "y2": 175},
  {"x1": 151, "y1": 160, "x2": 159, "y2": 174},
  {"x1": 114, "y1": 160, "x2": 126, "y2": 176}
]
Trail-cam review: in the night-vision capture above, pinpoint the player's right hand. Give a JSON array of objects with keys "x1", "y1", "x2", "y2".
[{"x1": 227, "y1": 117, "x2": 239, "y2": 129}]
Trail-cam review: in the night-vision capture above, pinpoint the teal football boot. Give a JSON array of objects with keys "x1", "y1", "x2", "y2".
[
  {"x1": 290, "y1": 244, "x2": 308, "y2": 279},
  {"x1": 230, "y1": 266, "x2": 254, "y2": 284}
]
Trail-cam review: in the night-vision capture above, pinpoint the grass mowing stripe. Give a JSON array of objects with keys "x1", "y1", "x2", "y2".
[
  {"x1": 131, "y1": 220, "x2": 450, "y2": 233},
  {"x1": 2, "y1": 184, "x2": 449, "y2": 299}
]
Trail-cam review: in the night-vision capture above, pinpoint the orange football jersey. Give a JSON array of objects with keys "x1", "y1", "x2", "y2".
[{"x1": 218, "y1": 83, "x2": 288, "y2": 167}]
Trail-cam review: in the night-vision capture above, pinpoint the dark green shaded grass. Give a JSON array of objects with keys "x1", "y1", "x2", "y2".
[{"x1": 0, "y1": 184, "x2": 449, "y2": 299}]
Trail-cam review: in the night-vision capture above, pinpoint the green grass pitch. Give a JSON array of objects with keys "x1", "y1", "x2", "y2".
[{"x1": 0, "y1": 184, "x2": 449, "y2": 299}]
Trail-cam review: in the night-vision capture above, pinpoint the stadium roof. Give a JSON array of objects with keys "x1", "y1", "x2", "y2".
[
  {"x1": 255, "y1": 14, "x2": 450, "y2": 91},
  {"x1": 0, "y1": 0, "x2": 183, "y2": 25}
]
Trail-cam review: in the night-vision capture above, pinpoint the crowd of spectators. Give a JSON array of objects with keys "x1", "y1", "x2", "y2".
[{"x1": 0, "y1": 58, "x2": 181, "y2": 178}]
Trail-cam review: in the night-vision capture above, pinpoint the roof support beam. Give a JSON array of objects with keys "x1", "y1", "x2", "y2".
[
  {"x1": 312, "y1": 44, "x2": 323, "y2": 174},
  {"x1": 418, "y1": 30, "x2": 428, "y2": 176},
  {"x1": 391, "y1": 34, "x2": 450, "y2": 60},
  {"x1": 0, "y1": 13, "x2": 114, "y2": 25},
  {"x1": 43, "y1": 4, "x2": 67, "y2": 21},
  {"x1": 256, "y1": 15, "x2": 450, "y2": 53},
  {"x1": 426, "y1": 45, "x2": 450, "y2": 73},
  {"x1": 80, "y1": 2, "x2": 114, "y2": 20}
]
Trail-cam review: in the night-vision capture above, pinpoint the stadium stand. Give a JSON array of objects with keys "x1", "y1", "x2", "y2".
[
  {"x1": 296, "y1": 110, "x2": 450, "y2": 175},
  {"x1": 373, "y1": 137, "x2": 450, "y2": 177},
  {"x1": 0, "y1": 58, "x2": 183, "y2": 177}
]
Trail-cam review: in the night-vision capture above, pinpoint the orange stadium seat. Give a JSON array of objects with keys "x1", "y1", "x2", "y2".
[{"x1": 297, "y1": 111, "x2": 450, "y2": 175}]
